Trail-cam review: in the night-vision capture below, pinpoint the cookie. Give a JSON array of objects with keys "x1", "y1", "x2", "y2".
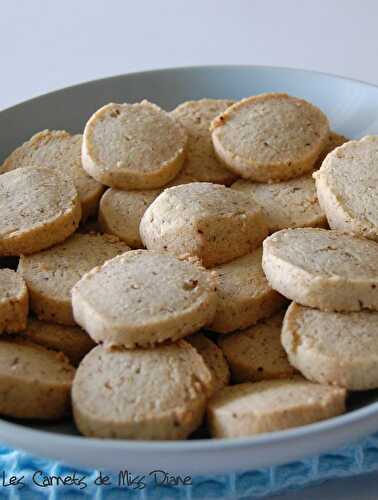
[
  {"x1": 314, "y1": 136, "x2": 378, "y2": 240},
  {"x1": 262, "y1": 228, "x2": 378, "y2": 312},
  {"x1": 0, "y1": 339, "x2": 75, "y2": 420},
  {"x1": 18, "y1": 233, "x2": 130, "y2": 325},
  {"x1": 315, "y1": 131, "x2": 348, "y2": 168},
  {"x1": 0, "y1": 269, "x2": 28, "y2": 333},
  {"x1": 0, "y1": 166, "x2": 81, "y2": 255},
  {"x1": 72, "y1": 250, "x2": 218, "y2": 347},
  {"x1": 1, "y1": 130, "x2": 104, "y2": 220},
  {"x1": 19, "y1": 319, "x2": 95, "y2": 366},
  {"x1": 231, "y1": 173, "x2": 327, "y2": 233},
  {"x1": 208, "y1": 248, "x2": 286, "y2": 333},
  {"x1": 282, "y1": 302, "x2": 378, "y2": 390},
  {"x1": 210, "y1": 93, "x2": 329, "y2": 182},
  {"x1": 82, "y1": 101, "x2": 188, "y2": 189},
  {"x1": 187, "y1": 332, "x2": 230, "y2": 393},
  {"x1": 169, "y1": 99, "x2": 237, "y2": 185},
  {"x1": 140, "y1": 182, "x2": 268, "y2": 268},
  {"x1": 72, "y1": 340, "x2": 212, "y2": 439},
  {"x1": 98, "y1": 188, "x2": 161, "y2": 248},
  {"x1": 218, "y1": 312, "x2": 296, "y2": 383},
  {"x1": 207, "y1": 377, "x2": 346, "y2": 438}
]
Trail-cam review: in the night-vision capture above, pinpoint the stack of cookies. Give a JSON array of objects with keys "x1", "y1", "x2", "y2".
[{"x1": 0, "y1": 91, "x2": 373, "y2": 442}]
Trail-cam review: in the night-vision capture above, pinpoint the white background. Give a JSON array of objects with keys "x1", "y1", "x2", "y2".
[
  {"x1": 2, "y1": 0, "x2": 378, "y2": 498},
  {"x1": 2, "y1": 0, "x2": 378, "y2": 110}
]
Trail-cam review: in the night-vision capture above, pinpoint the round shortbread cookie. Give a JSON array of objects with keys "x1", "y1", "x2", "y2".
[
  {"x1": 282, "y1": 302, "x2": 378, "y2": 390},
  {"x1": 1, "y1": 130, "x2": 104, "y2": 220},
  {"x1": 140, "y1": 182, "x2": 268, "y2": 268},
  {"x1": 231, "y1": 173, "x2": 327, "y2": 233},
  {"x1": 210, "y1": 93, "x2": 330, "y2": 182},
  {"x1": 314, "y1": 136, "x2": 378, "y2": 240},
  {"x1": 18, "y1": 233, "x2": 130, "y2": 325},
  {"x1": 262, "y1": 228, "x2": 378, "y2": 312},
  {"x1": 218, "y1": 312, "x2": 296, "y2": 383},
  {"x1": 72, "y1": 250, "x2": 218, "y2": 347},
  {"x1": 207, "y1": 377, "x2": 346, "y2": 438},
  {"x1": 0, "y1": 339, "x2": 75, "y2": 420},
  {"x1": 187, "y1": 332, "x2": 230, "y2": 393},
  {"x1": 98, "y1": 188, "x2": 161, "y2": 248},
  {"x1": 314, "y1": 131, "x2": 348, "y2": 168},
  {"x1": 82, "y1": 101, "x2": 188, "y2": 189},
  {"x1": 169, "y1": 99, "x2": 237, "y2": 185},
  {"x1": 0, "y1": 166, "x2": 81, "y2": 256},
  {"x1": 0, "y1": 269, "x2": 28, "y2": 334},
  {"x1": 207, "y1": 248, "x2": 286, "y2": 333},
  {"x1": 19, "y1": 319, "x2": 95, "y2": 366},
  {"x1": 72, "y1": 341, "x2": 213, "y2": 439}
]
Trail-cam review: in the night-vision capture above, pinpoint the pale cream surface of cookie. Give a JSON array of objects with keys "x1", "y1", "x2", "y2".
[
  {"x1": 98, "y1": 188, "x2": 161, "y2": 248},
  {"x1": 219, "y1": 311, "x2": 296, "y2": 383},
  {"x1": 19, "y1": 318, "x2": 95, "y2": 366},
  {"x1": 169, "y1": 99, "x2": 237, "y2": 185},
  {"x1": 207, "y1": 248, "x2": 286, "y2": 333},
  {"x1": 72, "y1": 250, "x2": 218, "y2": 347},
  {"x1": 72, "y1": 341, "x2": 213, "y2": 439},
  {"x1": 262, "y1": 228, "x2": 378, "y2": 312},
  {"x1": 314, "y1": 136, "x2": 378, "y2": 241},
  {"x1": 140, "y1": 182, "x2": 269, "y2": 268},
  {"x1": 1, "y1": 130, "x2": 104, "y2": 220},
  {"x1": 207, "y1": 377, "x2": 346, "y2": 438},
  {"x1": 0, "y1": 339, "x2": 75, "y2": 420},
  {"x1": 18, "y1": 233, "x2": 130, "y2": 325},
  {"x1": 187, "y1": 332, "x2": 230, "y2": 393},
  {"x1": 0, "y1": 269, "x2": 28, "y2": 333},
  {"x1": 0, "y1": 166, "x2": 81, "y2": 256},
  {"x1": 282, "y1": 302, "x2": 378, "y2": 390},
  {"x1": 231, "y1": 173, "x2": 327, "y2": 233},
  {"x1": 210, "y1": 93, "x2": 330, "y2": 182},
  {"x1": 82, "y1": 101, "x2": 188, "y2": 189}
]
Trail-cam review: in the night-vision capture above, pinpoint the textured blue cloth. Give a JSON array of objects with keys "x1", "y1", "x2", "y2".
[{"x1": 1, "y1": 434, "x2": 378, "y2": 499}]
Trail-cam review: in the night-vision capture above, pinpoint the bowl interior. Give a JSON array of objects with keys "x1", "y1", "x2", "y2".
[{"x1": 1, "y1": 65, "x2": 378, "y2": 459}]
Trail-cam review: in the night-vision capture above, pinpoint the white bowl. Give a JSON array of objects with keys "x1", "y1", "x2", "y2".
[{"x1": 1, "y1": 65, "x2": 378, "y2": 474}]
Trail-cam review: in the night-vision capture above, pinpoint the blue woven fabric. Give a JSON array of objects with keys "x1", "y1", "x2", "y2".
[{"x1": 1, "y1": 434, "x2": 378, "y2": 499}]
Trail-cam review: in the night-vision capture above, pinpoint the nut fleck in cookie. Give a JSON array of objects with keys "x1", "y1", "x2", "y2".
[
  {"x1": 210, "y1": 93, "x2": 329, "y2": 182},
  {"x1": 18, "y1": 233, "x2": 129, "y2": 325},
  {"x1": 98, "y1": 188, "x2": 161, "y2": 248},
  {"x1": 1, "y1": 130, "x2": 104, "y2": 220},
  {"x1": 72, "y1": 250, "x2": 218, "y2": 347},
  {"x1": 0, "y1": 166, "x2": 81, "y2": 256},
  {"x1": 218, "y1": 312, "x2": 296, "y2": 383},
  {"x1": 140, "y1": 182, "x2": 268, "y2": 268},
  {"x1": 207, "y1": 377, "x2": 346, "y2": 438},
  {"x1": 72, "y1": 341, "x2": 212, "y2": 439},
  {"x1": 82, "y1": 101, "x2": 188, "y2": 189},
  {"x1": 20, "y1": 319, "x2": 95, "y2": 366},
  {"x1": 283, "y1": 302, "x2": 378, "y2": 390},
  {"x1": 314, "y1": 136, "x2": 378, "y2": 240},
  {"x1": 0, "y1": 269, "x2": 28, "y2": 333},
  {"x1": 232, "y1": 173, "x2": 326, "y2": 233},
  {"x1": 0, "y1": 339, "x2": 75, "y2": 420},
  {"x1": 187, "y1": 332, "x2": 230, "y2": 393},
  {"x1": 208, "y1": 248, "x2": 286, "y2": 333},
  {"x1": 169, "y1": 99, "x2": 237, "y2": 185},
  {"x1": 262, "y1": 228, "x2": 378, "y2": 312}
]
